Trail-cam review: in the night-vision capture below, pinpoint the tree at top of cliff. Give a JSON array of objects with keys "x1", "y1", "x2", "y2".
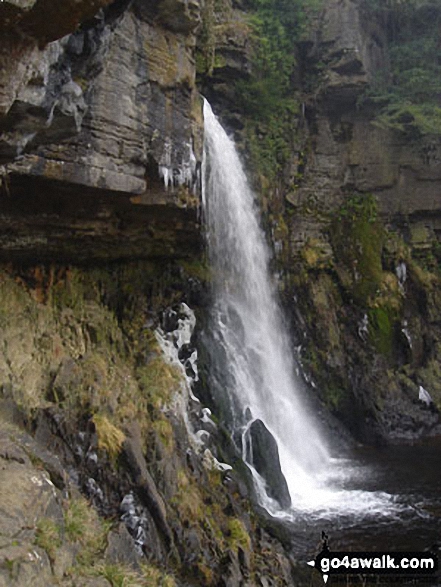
[
  {"x1": 234, "y1": 0, "x2": 323, "y2": 180},
  {"x1": 365, "y1": 0, "x2": 441, "y2": 136}
]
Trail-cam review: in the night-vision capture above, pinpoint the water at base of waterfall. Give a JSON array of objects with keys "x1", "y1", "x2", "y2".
[{"x1": 288, "y1": 440, "x2": 441, "y2": 558}]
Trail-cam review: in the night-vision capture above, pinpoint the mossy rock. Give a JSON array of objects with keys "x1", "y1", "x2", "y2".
[
  {"x1": 367, "y1": 306, "x2": 396, "y2": 356},
  {"x1": 418, "y1": 360, "x2": 441, "y2": 411},
  {"x1": 300, "y1": 238, "x2": 333, "y2": 270},
  {"x1": 330, "y1": 194, "x2": 385, "y2": 306},
  {"x1": 227, "y1": 518, "x2": 251, "y2": 551}
]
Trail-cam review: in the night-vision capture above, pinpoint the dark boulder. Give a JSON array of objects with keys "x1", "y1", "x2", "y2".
[{"x1": 248, "y1": 419, "x2": 291, "y2": 510}]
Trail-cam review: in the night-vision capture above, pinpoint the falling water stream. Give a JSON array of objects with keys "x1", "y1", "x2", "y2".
[
  {"x1": 201, "y1": 100, "x2": 441, "y2": 557},
  {"x1": 202, "y1": 99, "x2": 330, "y2": 507}
]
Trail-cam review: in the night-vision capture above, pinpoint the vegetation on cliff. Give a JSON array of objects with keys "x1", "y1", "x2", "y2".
[
  {"x1": 236, "y1": 0, "x2": 323, "y2": 180},
  {"x1": 292, "y1": 184, "x2": 441, "y2": 438},
  {"x1": 0, "y1": 262, "x2": 299, "y2": 586},
  {"x1": 364, "y1": 0, "x2": 441, "y2": 135},
  {"x1": 197, "y1": 0, "x2": 322, "y2": 181}
]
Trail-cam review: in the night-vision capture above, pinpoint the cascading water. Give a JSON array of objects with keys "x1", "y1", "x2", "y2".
[
  {"x1": 201, "y1": 99, "x2": 331, "y2": 511},
  {"x1": 201, "y1": 99, "x2": 415, "y2": 523},
  {"x1": 201, "y1": 100, "x2": 441, "y2": 559}
]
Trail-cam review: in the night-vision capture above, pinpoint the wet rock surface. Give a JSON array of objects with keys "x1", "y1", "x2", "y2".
[
  {"x1": 198, "y1": 0, "x2": 441, "y2": 445},
  {"x1": 0, "y1": 0, "x2": 203, "y2": 263},
  {"x1": 0, "y1": 265, "x2": 302, "y2": 586},
  {"x1": 1, "y1": 0, "x2": 441, "y2": 584},
  {"x1": 248, "y1": 420, "x2": 291, "y2": 510}
]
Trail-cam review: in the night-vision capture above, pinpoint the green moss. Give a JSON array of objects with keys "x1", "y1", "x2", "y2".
[
  {"x1": 368, "y1": 306, "x2": 396, "y2": 356},
  {"x1": 195, "y1": 51, "x2": 208, "y2": 75},
  {"x1": 213, "y1": 53, "x2": 227, "y2": 69},
  {"x1": 169, "y1": 467, "x2": 229, "y2": 559},
  {"x1": 409, "y1": 235, "x2": 441, "y2": 276},
  {"x1": 152, "y1": 418, "x2": 175, "y2": 452},
  {"x1": 196, "y1": 0, "x2": 234, "y2": 76},
  {"x1": 171, "y1": 469, "x2": 205, "y2": 522},
  {"x1": 418, "y1": 359, "x2": 441, "y2": 411},
  {"x1": 330, "y1": 195, "x2": 385, "y2": 305},
  {"x1": 227, "y1": 518, "x2": 251, "y2": 551},
  {"x1": 180, "y1": 259, "x2": 211, "y2": 283},
  {"x1": 300, "y1": 238, "x2": 332, "y2": 270},
  {"x1": 330, "y1": 199, "x2": 411, "y2": 358},
  {"x1": 271, "y1": 213, "x2": 289, "y2": 243},
  {"x1": 137, "y1": 356, "x2": 182, "y2": 410},
  {"x1": 323, "y1": 382, "x2": 347, "y2": 411}
]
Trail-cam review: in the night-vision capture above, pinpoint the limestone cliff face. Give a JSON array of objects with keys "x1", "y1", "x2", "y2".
[
  {"x1": 290, "y1": 0, "x2": 440, "y2": 234},
  {"x1": 0, "y1": 0, "x2": 203, "y2": 262},
  {"x1": 283, "y1": 0, "x2": 441, "y2": 443}
]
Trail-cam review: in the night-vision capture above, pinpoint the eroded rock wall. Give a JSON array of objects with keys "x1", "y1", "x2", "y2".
[
  {"x1": 0, "y1": 0, "x2": 203, "y2": 262},
  {"x1": 283, "y1": 0, "x2": 441, "y2": 442},
  {"x1": 0, "y1": 263, "x2": 304, "y2": 586}
]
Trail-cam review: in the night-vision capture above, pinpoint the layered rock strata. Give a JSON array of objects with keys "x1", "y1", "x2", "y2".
[{"x1": 0, "y1": 0, "x2": 203, "y2": 262}]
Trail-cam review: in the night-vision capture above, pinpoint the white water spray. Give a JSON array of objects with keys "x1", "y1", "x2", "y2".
[
  {"x1": 202, "y1": 100, "x2": 331, "y2": 509},
  {"x1": 200, "y1": 100, "x2": 426, "y2": 527}
]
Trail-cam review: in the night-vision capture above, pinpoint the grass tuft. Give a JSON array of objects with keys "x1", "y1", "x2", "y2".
[
  {"x1": 227, "y1": 518, "x2": 251, "y2": 551},
  {"x1": 137, "y1": 356, "x2": 182, "y2": 409},
  {"x1": 152, "y1": 418, "x2": 175, "y2": 452},
  {"x1": 93, "y1": 413, "x2": 126, "y2": 461},
  {"x1": 64, "y1": 496, "x2": 110, "y2": 567},
  {"x1": 35, "y1": 517, "x2": 62, "y2": 561},
  {"x1": 91, "y1": 562, "x2": 176, "y2": 587}
]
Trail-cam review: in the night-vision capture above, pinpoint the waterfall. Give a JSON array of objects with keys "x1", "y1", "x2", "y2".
[{"x1": 201, "y1": 100, "x2": 330, "y2": 512}]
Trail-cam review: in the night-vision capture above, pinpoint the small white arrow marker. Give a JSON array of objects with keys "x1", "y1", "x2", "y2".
[
  {"x1": 307, "y1": 560, "x2": 315, "y2": 568},
  {"x1": 323, "y1": 574, "x2": 329, "y2": 584}
]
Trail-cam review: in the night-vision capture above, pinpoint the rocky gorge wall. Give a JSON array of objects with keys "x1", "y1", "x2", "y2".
[
  {"x1": 0, "y1": 0, "x2": 203, "y2": 262},
  {"x1": 284, "y1": 0, "x2": 441, "y2": 443},
  {"x1": 0, "y1": 262, "x2": 309, "y2": 587},
  {"x1": 1, "y1": 0, "x2": 441, "y2": 585}
]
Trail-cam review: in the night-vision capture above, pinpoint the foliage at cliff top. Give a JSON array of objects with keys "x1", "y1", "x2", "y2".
[
  {"x1": 364, "y1": 0, "x2": 441, "y2": 135},
  {"x1": 236, "y1": 0, "x2": 322, "y2": 179},
  {"x1": 245, "y1": 0, "x2": 322, "y2": 91}
]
